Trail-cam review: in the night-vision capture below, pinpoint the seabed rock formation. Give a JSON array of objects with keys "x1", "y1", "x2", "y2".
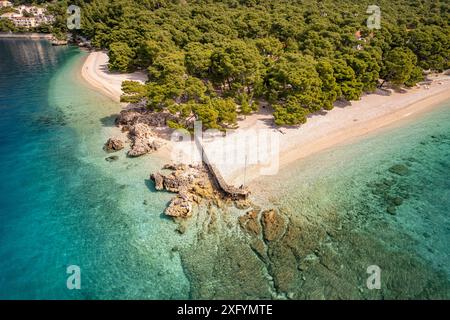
[{"x1": 177, "y1": 196, "x2": 450, "y2": 299}]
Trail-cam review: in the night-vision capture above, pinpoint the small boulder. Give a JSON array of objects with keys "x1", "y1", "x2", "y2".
[
  {"x1": 150, "y1": 172, "x2": 165, "y2": 191},
  {"x1": 165, "y1": 193, "x2": 193, "y2": 218},
  {"x1": 104, "y1": 138, "x2": 124, "y2": 152}
]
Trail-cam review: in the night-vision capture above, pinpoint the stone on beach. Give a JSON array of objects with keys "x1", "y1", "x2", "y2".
[{"x1": 127, "y1": 123, "x2": 162, "y2": 157}]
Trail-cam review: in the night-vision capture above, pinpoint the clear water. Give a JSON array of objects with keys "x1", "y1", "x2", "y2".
[
  {"x1": 0, "y1": 40, "x2": 189, "y2": 299},
  {"x1": 0, "y1": 39, "x2": 448, "y2": 299}
]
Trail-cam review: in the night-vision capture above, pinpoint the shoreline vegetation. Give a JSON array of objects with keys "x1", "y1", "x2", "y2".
[{"x1": 80, "y1": 50, "x2": 450, "y2": 186}]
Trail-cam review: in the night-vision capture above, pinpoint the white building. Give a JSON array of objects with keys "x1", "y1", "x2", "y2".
[
  {"x1": 0, "y1": 4, "x2": 53, "y2": 29},
  {"x1": 11, "y1": 16, "x2": 37, "y2": 28}
]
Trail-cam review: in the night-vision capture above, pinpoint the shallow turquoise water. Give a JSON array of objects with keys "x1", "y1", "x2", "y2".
[{"x1": 254, "y1": 100, "x2": 450, "y2": 282}]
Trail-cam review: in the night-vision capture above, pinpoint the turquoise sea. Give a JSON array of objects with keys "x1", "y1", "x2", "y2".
[{"x1": 0, "y1": 39, "x2": 448, "y2": 299}]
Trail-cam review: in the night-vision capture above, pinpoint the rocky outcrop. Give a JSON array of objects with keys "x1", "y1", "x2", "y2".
[
  {"x1": 115, "y1": 108, "x2": 178, "y2": 128},
  {"x1": 151, "y1": 172, "x2": 164, "y2": 190},
  {"x1": 238, "y1": 209, "x2": 261, "y2": 236},
  {"x1": 150, "y1": 163, "x2": 226, "y2": 220},
  {"x1": 128, "y1": 139, "x2": 162, "y2": 157},
  {"x1": 129, "y1": 123, "x2": 153, "y2": 140},
  {"x1": 261, "y1": 209, "x2": 286, "y2": 242},
  {"x1": 165, "y1": 191, "x2": 193, "y2": 218},
  {"x1": 104, "y1": 138, "x2": 124, "y2": 152},
  {"x1": 112, "y1": 108, "x2": 173, "y2": 157},
  {"x1": 115, "y1": 110, "x2": 142, "y2": 127},
  {"x1": 127, "y1": 123, "x2": 163, "y2": 157}
]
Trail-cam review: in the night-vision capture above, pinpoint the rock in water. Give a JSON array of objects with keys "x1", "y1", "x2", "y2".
[
  {"x1": 165, "y1": 192, "x2": 193, "y2": 218},
  {"x1": 104, "y1": 138, "x2": 124, "y2": 152},
  {"x1": 127, "y1": 140, "x2": 152, "y2": 157},
  {"x1": 150, "y1": 172, "x2": 164, "y2": 191},
  {"x1": 388, "y1": 164, "x2": 409, "y2": 176},
  {"x1": 151, "y1": 164, "x2": 220, "y2": 221},
  {"x1": 387, "y1": 206, "x2": 397, "y2": 215},
  {"x1": 261, "y1": 209, "x2": 286, "y2": 241},
  {"x1": 238, "y1": 209, "x2": 261, "y2": 236},
  {"x1": 105, "y1": 155, "x2": 119, "y2": 162}
]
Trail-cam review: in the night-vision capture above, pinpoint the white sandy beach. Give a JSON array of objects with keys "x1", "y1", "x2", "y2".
[
  {"x1": 81, "y1": 51, "x2": 147, "y2": 102},
  {"x1": 81, "y1": 51, "x2": 450, "y2": 186}
]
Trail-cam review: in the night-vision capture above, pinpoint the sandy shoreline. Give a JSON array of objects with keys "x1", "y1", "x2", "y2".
[
  {"x1": 81, "y1": 51, "x2": 147, "y2": 102},
  {"x1": 230, "y1": 77, "x2": 450, "y2": 186},
  {"x1": 80, "y1": 51, "x2": 450, "y2": 185}
]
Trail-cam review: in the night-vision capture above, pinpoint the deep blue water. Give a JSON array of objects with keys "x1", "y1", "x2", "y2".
[{"x1": 0, "y1": 40, "x2": 84, "y2": 298}]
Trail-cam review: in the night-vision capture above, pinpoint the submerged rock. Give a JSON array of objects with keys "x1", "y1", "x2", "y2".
[
  {"x1": 105, "y1": 155, "x2": 119, "y2": 162},
  {"x1": 387, "y1": 206, "x2": 397, "y2": 215},
  {"x1": 235, "y1": 198, "x2": 252, "y2": 210},
  {"x1": 104, "y1": 137, "x2": 124, "y2": 152},
  {"x1": 388, "y1": 164, "x2": 410, "y2": 176},
  {"x1": 238, "y1": 209, "x2": 261, "y2": 236},
  {"x1": 261, "y1": 209, "x2": 286, "y2": 242},
  {"x1": 393, "y1": 197, "x2": 403, "y2": 206}
]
